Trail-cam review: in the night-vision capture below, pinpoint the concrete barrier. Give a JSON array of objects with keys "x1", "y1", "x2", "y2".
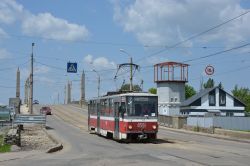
[{"x1": 46, "y1": 144, "x2": 63, "y2": 153}]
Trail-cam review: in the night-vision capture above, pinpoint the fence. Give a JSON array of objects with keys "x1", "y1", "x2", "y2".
[
  {"x1": 187, "y1": 117, "x2": 250, "y2": 131},
  {"x1": 158, "y1": 115, "x2": 187, "y2": 129},
  {"x1": 14, "y1": 114, "x2": 46, "y2": 125}
]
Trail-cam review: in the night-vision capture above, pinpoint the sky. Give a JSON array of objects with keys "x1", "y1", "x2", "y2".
[{"x1": 0, "y1": 0, "x2": 250, "y2": 105}]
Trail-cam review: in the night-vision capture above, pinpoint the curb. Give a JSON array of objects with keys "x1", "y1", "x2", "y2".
[
  {"x1": 46, "y1": 143, "x2": 63, "y2": 153},
  {"x1": 42, "y1": 128, "x2": 64, "y2": 153},
  {"x1": 159, "y1": 126, "x2": 250, "y2": 144}
]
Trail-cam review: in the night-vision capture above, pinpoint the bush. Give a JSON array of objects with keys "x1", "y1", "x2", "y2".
[{"x1": 0, "y1": 135, "x2": 11, "y2": 153}]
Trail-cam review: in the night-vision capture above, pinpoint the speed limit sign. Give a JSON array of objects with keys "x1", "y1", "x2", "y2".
[{"x1": 205, "y1": 65, "x2": 214, "y2": 75}]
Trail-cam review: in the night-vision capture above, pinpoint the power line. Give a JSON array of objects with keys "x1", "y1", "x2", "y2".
[
  {"x1": 0, "y1": 60, "x2": 30, "y2": 71},
  {"x1": 135, "y1": 10, "x2": 250, "y2": 62},
  {"x1": 0, "y1": 85, "x2": 25, "y2": 89},
  {"x1": 183, "y1": 42, "x2": 250, "y2": 63}
]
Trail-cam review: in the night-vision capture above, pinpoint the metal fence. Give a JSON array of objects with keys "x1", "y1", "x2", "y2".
[
  {"x1": 187, "y1": 117, "x2": 250, "y2": 131},
  {"x1": 14, "y1": 114, "x2": 46, "y2": 125}
]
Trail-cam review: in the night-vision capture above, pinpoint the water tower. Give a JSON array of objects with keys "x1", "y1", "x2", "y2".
[{"x1": 154, "y1": 62, "x2": 189, "y2": 116}]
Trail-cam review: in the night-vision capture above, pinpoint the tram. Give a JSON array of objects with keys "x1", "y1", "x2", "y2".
[{"x1": 88, "y1": 92, "x2": 158, "y2": 141}]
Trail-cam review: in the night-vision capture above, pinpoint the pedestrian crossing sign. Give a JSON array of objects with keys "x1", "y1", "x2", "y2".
[{"x1": 67, "y1": 62, "x2": 77, "y2": 73}]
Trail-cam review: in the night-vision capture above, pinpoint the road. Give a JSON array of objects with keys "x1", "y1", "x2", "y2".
[{"x1": 1, "y1": 104, "x2": 250, "y2": 166}]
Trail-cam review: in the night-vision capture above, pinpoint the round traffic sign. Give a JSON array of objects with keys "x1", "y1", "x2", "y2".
[{"x1": 205, "y1": 65, "x2": 214, "y2": 75}]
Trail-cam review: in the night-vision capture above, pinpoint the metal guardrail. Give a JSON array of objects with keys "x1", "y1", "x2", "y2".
[
  {"x1": 0, "y1": 107, "x2": 11, "y2": 121},
  {"x1": 14, "y1": 114, "x2": 46, "y2": 125}
]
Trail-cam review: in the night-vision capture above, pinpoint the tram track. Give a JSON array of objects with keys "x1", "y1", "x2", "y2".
[{"x1": 51, "y1": 105, "x2": 88, "y2": 130}]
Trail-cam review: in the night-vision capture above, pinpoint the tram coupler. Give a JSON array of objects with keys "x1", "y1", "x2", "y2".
[{"x1": 138, "y1": 133, "x2": 147, "y2": 140}]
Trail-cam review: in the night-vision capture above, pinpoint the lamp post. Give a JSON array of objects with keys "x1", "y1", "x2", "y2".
[
  {"x1": 120, "y1": 49, "x2": 133, "y2": 91},
  {"x1": 93, "y1": 69, "x2": 100, "y2": 97}
]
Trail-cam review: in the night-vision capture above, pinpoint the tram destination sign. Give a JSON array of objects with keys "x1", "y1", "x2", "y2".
[{"x1": 134, "y1": 97, "x2": 149, "y2": 102}]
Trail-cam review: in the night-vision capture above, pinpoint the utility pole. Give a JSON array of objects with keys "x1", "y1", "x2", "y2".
[
  {"x1": 25, "y1": 77, "x2": 29, "y2": 106},
  {"x1": 16, "y1": 67, "x2": 20, "y2": 98},
  {"x1": 24, "y1": 79, "x2": 27, "y2": 104},
  {"x1": 140, "y1": 79, "x2": 144, "y2": 91},
  {"x1": 64, "y1": 85, "x2": 66, "y2": 104},
  {"x1": 67, "y1": 81, "x2": 71, "y2": 104},
  {"x1": 129, "y1": 57, "x2": 133, "y2": 91},
  {"x1": 116, "y1": 49, "x2": 140, "y2": 92},
  {"x1": 93, "y1": 69, "x2": 100, "y2": 97},
  {"x1": 80, "y1": 70, "x2": 85, "y2": 107},
  {"x1": 29, "y1": 43, "x2": 34, "y2": 114},
  {"x1": 58, "y1": 92, "x2": 60, "y2": 104}
]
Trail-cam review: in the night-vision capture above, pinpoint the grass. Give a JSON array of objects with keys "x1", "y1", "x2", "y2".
[{"x1": 0, "y1": 135, "x2": 11, "y2": 153}]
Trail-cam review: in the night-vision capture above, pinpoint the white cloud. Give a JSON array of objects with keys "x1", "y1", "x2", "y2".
[
  {"x1": 83, "y1": 54, "x2": 116, "y2": 70},
  {"x1": 0, "y1": 0, "x2": 90, "y2": 41},
  {"x1": 83, "y1": 54, "x2": 93, "y2": 64},
  {"x1": 0, "y1": 48, "x2": 11, "y2": 59},
  {"x1": 22, "y1": 13, "x2": 90, "y2": 41},
  {"x1": 0, "y1": 0, "x2": 24, "y2": 24},
  {"x1": 0, "y1": 28, "x2": 8, "y2": 38},
  {"x1": 36, "y1": 76, "x2": 55, "y2": 85},
  {"x1": 34, "y1": 65, "x2": 50, "y2": 74},
  {"x1": 114, "y1": 0, "x2": 250, "y2": 46}
]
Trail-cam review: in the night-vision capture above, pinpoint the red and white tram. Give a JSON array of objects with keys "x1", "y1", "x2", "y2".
[{"x1": 88, "y1": 92, "x2": 158, "y2": 141}]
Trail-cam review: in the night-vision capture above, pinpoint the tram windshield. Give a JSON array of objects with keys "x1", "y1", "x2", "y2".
[{"x1": 126, "y1": 96, "x2": 157, "y2": 117}]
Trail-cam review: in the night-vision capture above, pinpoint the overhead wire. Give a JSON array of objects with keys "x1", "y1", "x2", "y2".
[{"x1": 135, "y1": 10, "x2": 250, "y2": 62}]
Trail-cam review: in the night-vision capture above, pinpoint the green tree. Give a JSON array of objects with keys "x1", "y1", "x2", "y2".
[
  {"x1": 232, "y1": 85, "x2": 250, "y2": 113},
  {"x1": 185, "y1": 84, "x2": 196, "y2": 99},
  {"x1": 218, "y1": 82, "x2": 224, "y2": 89},
  {"x1": 148, "y1": 88, "x2": 157, "y2": 94},
  {"x1": 120, "y1": 84, "x2": 142, "y2": 92},
  {"x1": 203, "y1": 78, "x2": 214, "y2": 89}
]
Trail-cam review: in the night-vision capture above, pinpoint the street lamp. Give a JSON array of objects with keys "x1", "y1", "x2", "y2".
[
  {"x1": 119, "y1": 49, "x2": 133, "y2": 91},
  {"x1": 93, "y1": 69, "x2": 100, "y2": 97}
]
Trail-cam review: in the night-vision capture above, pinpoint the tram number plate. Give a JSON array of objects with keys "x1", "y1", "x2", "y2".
[{"x1": 137, "y1": 123, "x2": 146, "y2": 128}]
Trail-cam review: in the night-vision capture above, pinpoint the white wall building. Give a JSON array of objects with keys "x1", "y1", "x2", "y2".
[
  {"x1": 154, "y1": 62, "x2": 189, "y2": 116},
  {"x1": 181, "y1": 87, "x2": 245, "y2": 117}
]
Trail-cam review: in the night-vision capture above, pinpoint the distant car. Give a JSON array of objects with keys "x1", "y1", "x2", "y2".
[
  {"x1": 33, "y1": 100, "x2": 39, "y2": 104},
  {"x1": 40, "y1": 106, "x2": 52, "y2": 115}
]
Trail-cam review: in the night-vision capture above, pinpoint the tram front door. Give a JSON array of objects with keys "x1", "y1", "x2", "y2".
[{"x1": 114, "y1": 102, "x2": 119, "y2": 139}]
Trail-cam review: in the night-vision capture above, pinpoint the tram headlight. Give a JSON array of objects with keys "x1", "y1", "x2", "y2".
[
  {"x1": 152, "y1": 125, "x2": 157, "y2": 130},
  {"x1": 128, "y1": 125, "x2": 133, "y2": 130}
]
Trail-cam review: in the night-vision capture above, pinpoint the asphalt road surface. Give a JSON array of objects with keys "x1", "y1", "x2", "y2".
[{"x1": 1, "y1": 104, "x2": 250, "y2": 166}]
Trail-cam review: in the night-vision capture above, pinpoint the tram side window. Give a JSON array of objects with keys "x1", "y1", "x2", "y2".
[
  {"x1": 109, "y1": 99, "x2": 114, "y2": 117},
  {"x1": 100, "y1": 100, "x2": 105, "y2": 116},
  {"x1": 104, "y1": 99, "x2": 109, "y2": 116},
  {"x1": 89, "y1": 100, "x2": 97, "y2": 115}
]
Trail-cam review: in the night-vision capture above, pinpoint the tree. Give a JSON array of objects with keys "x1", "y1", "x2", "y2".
[
  {"x1": 120, "y1": 84, "x2": 142, "y2": 92},
  {"x1": 185, "y1": 84, "x2": 196, "y2": 99},
  {"x1": 232, "y1": 85, "x2": 250, "y2": 113},
  {"x1": 218, "y1": 82, "x2": 224, "y2": 89},
  {"x1": 203, "y1": 78, "x2": 214, "y2": 89},
  {"x1": 148, "y1": 88, "x2": 157, "y2": 94}
]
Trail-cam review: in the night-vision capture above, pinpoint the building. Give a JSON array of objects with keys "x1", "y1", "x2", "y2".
[
  {"x1": 181, "y1": 86, "x2": 246, "y2": 117},
  {"x1": 154, "y1": 62, "x2": 189, "y2": 116}
]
